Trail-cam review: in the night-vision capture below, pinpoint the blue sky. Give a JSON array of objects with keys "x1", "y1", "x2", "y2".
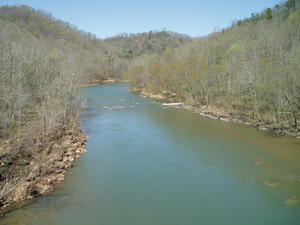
[{"x1": 0, "y1": 0, "x2": 281, "y2": 38}]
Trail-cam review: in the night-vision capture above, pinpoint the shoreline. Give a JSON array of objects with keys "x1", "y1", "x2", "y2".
[
  {"x1": 2, "y1": 82, "x2": 296, "y2": 215},
  {"x1": 80, "y1": 78, "x2": 129, "y2": 88},
  {"x1": 0, "y1": 79, "x2": 121, "y2": 217},
  {"x1": 0, "y1": 125, "x2": 88, "y2": 216},
  {"x1": 1, "y1": 82, "x2": 298, "y2": 218},
  {"x1": 134, "y1": 87, "x2": 299, "y2": 139}
]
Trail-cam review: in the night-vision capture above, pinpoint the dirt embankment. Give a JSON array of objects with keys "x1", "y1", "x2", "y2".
[
  {"x1": 0, "y1": 126, "x2": 88, "y2": 216},
  {"x1": 134, "y1": 87, "x2": 300, "y2": 138}
]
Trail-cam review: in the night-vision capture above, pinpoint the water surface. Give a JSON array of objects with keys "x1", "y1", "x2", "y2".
[{"x1": 1, "y1": 83, "x2": 300, "y2": 225}]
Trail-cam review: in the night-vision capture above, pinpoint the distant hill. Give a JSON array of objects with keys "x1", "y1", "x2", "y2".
[{"x1": 105, "y1": 31, "x2": 191, "y2": 58}]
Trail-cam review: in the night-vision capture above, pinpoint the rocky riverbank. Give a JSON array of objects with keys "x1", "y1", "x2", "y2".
[
  {"x1": 134, "y1": 87, "x2": 300, "y2": 138},
  {"x1": 0, "y1": 126, "x2": 87, "y2": 216},
  {"x1": 80, "y1": 78, "x2": 129, "y2": 88}
]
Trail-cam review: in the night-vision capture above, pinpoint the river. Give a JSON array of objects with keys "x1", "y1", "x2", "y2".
[{"x1": 1, "y1": 83, "x2": 300, "y2": 225}]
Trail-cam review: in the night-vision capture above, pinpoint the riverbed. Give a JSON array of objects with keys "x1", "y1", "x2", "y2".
[{"x1": 1, "y1": 83, "x2": 300, "y2": 225}]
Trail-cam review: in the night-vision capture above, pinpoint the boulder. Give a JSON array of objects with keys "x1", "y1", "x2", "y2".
[
  {"x1": 27, "y1": 184, "x2": 41, "y2": 197},
  {"x1": 62, "y1": 140, "x2": 72, "y2": 148}
]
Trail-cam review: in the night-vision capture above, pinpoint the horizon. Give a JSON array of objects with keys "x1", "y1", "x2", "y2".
[{"x1": 0, "y1": 0, "x2": 281, "y2": 39}]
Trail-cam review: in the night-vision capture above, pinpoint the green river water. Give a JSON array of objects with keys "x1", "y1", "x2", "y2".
[{"x1": 1, "y1": 83, "x2": 300, "y2": 225}]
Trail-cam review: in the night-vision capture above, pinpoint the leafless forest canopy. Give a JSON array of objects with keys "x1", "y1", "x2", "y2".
[
  {"x1": 126, "y1": 1, "x2": 300, "y2": 131},
  {"x1": 0, "y1": 0, "x2": 299, "y2": 148}
]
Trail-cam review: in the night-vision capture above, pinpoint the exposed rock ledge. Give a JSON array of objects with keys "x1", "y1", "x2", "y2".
[{"x1": 0, "y1": 127, "x2": 88, "y2": 216}]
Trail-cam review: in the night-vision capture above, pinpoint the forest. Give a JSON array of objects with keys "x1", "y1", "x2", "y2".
[
  {"x1": 0, "y1": 0, "x2": 299, "y2": 214},
  {"x1": 0, "y1": 0, "x2": 299, "y2": 160},
  {"x1": 0, "y1": 5, "x2": 194, "y2": 145},
  {"x1": 125, "y1": 0, "x2": 300, "y2": 135}
]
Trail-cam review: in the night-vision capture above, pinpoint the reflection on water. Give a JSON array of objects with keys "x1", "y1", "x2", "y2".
[{"x1": 1, "y1": 83, "x2": 300, "y2": 225}]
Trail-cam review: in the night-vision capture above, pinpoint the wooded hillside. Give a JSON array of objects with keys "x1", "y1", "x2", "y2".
[
  {"x1": 1, "y1": 1, "x2": 299, "y2": 150},
  {"x1": 126, "y1": 1, "x2": 300, "y2": 135},
  {"x1": 0, "y1": 5, "x2": 115, "y2": 146},
  {"x1": 0, "y1": 4, "x2": 192, "y2": 149},
  {"x1": 105, "y1": 31, "x2": 191, "y2": 58}
]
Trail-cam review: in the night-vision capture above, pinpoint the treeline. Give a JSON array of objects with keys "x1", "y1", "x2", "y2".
[
  {"x1": 1, "y1": 0, "x2": 299, "y2": 145},
  {"x1": 0, "y1": 5, "x2": 135, "y2": 80},
  {"x1": 105, "y1": 31, "x2": 191, "y2": 59},
  {"x1": 0, "y1": 5, "x2": 191, "y2": 149},
  {"x1": 126, "y1": 1, "x2": 300, "y2": 133},
  {"x1": 0, "y1": 5, "x2": 120, "y2": 149}
]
